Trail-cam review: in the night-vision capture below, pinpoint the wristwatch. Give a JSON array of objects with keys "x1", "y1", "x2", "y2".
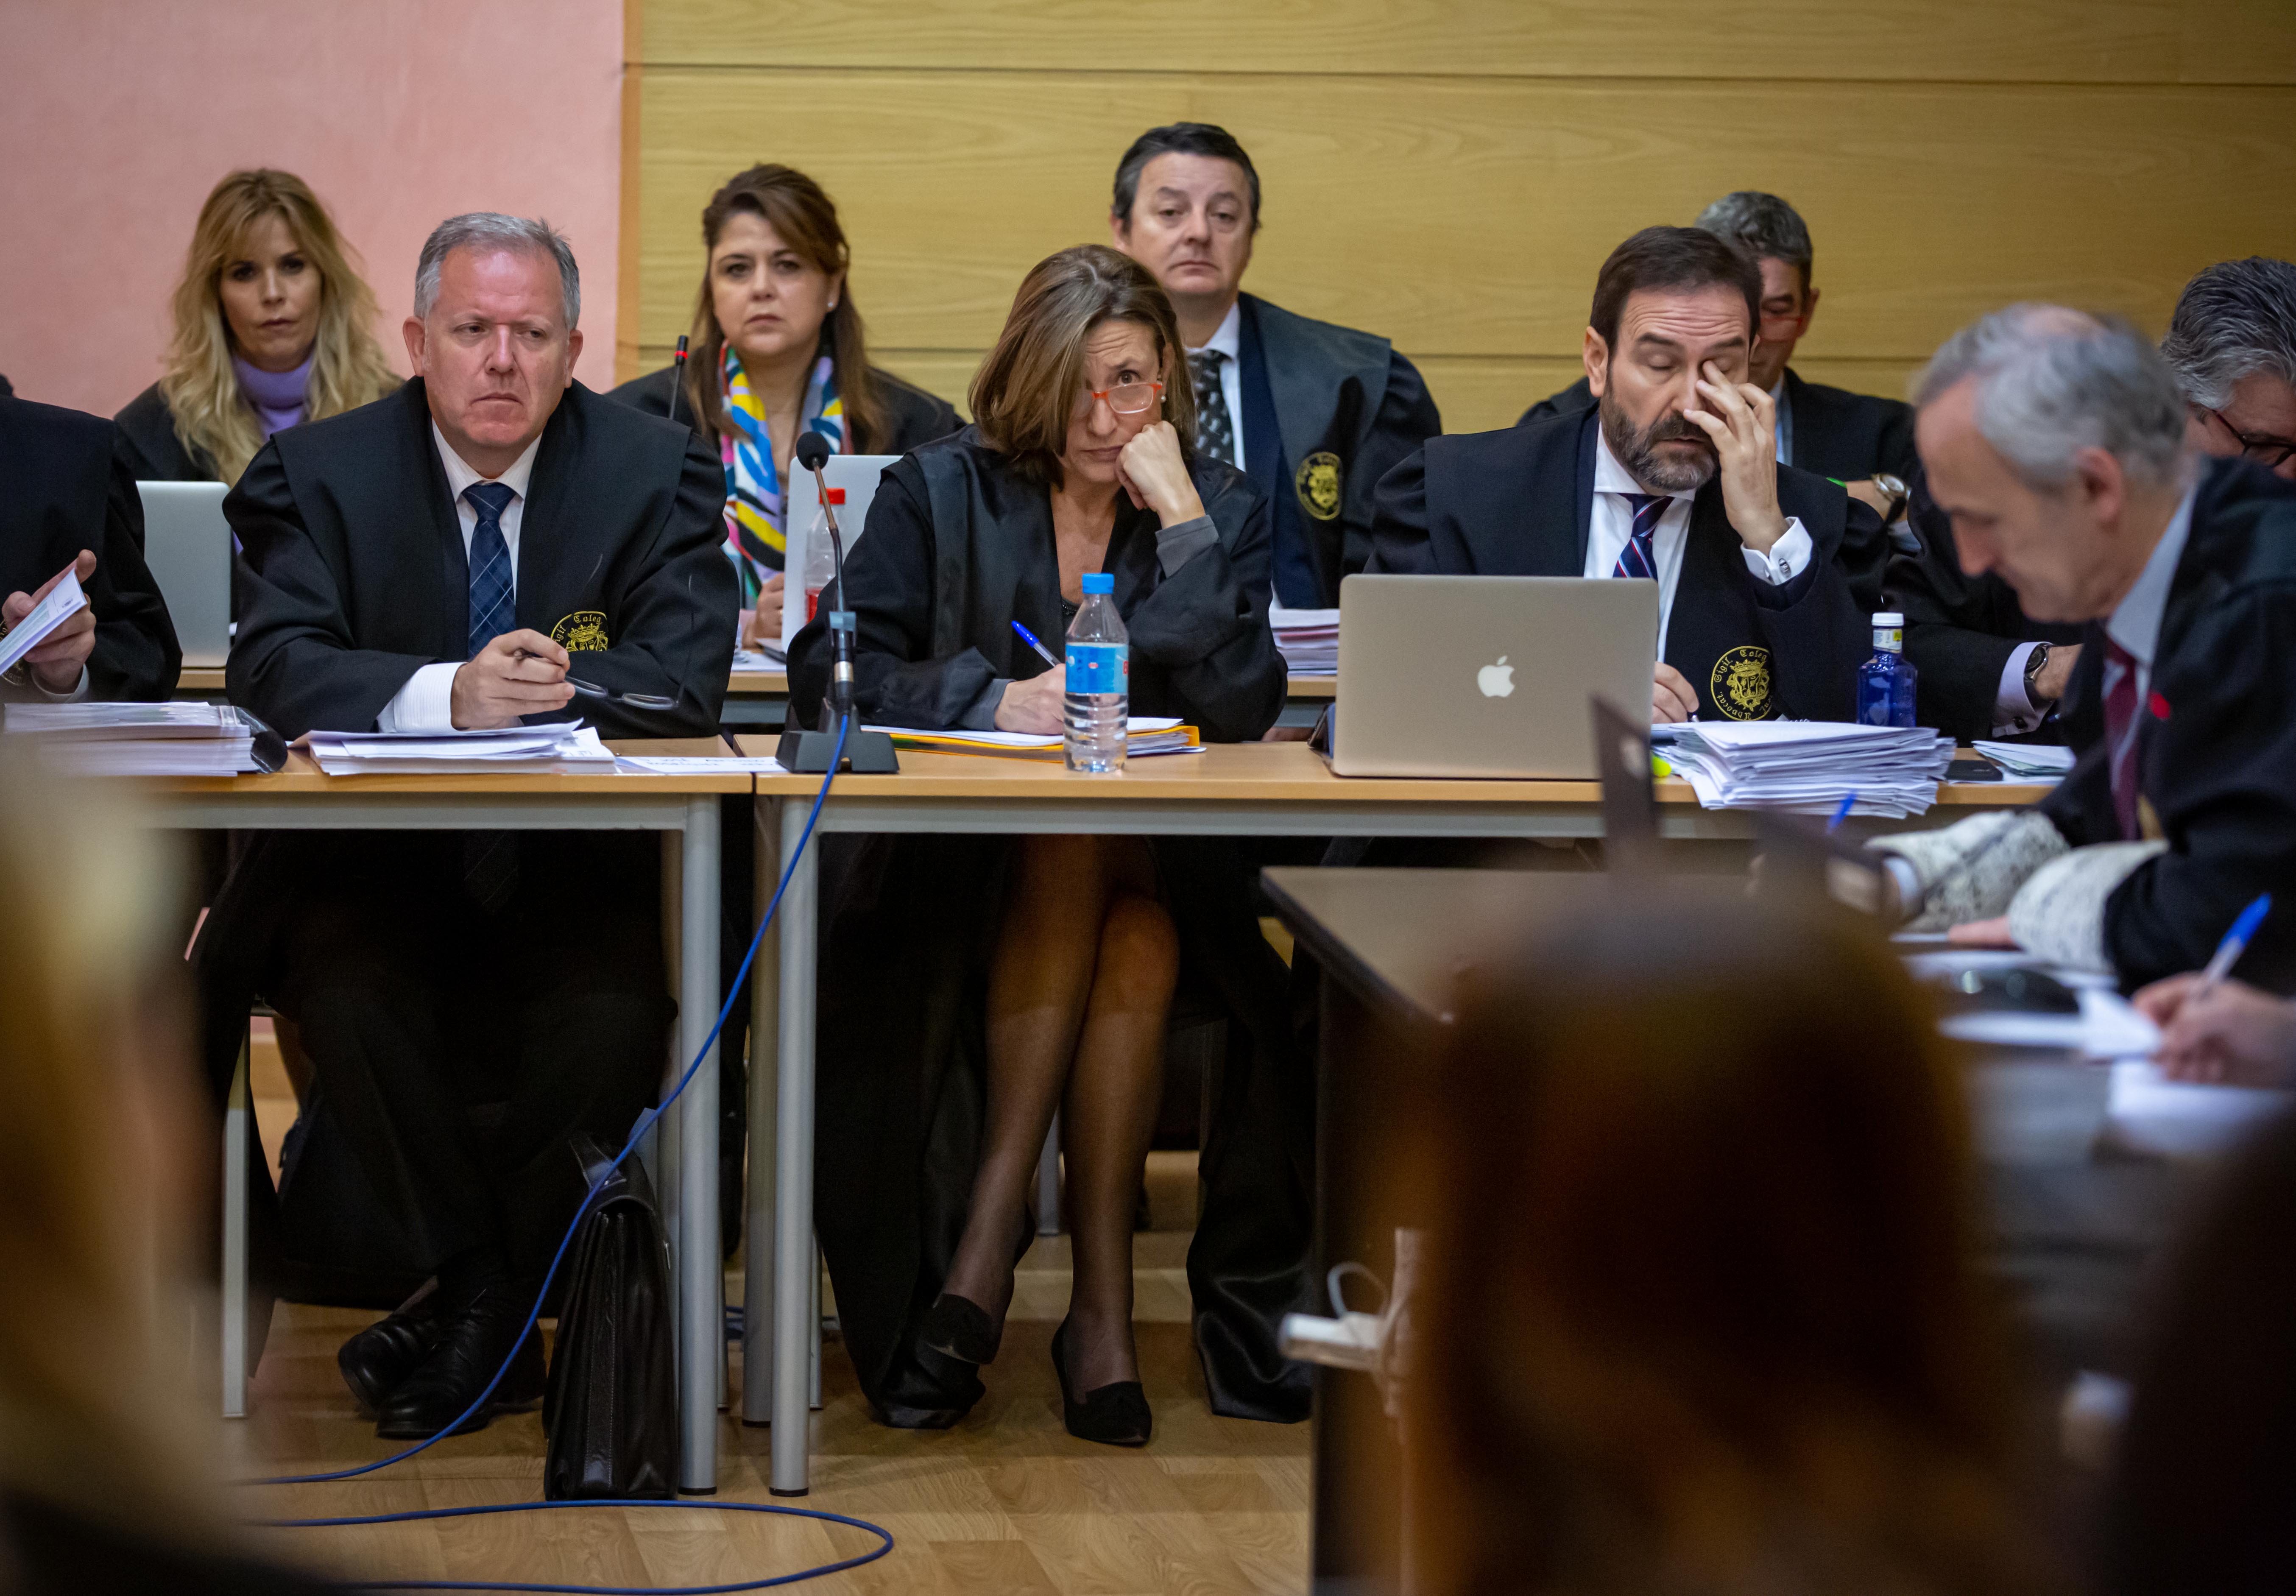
[
  {"x1": 1872, "y1": 472, "x2": 1910, "y2": 525},
  {"x1": 2023, "y1": 641, "x2": 2054, "y2": 709}
]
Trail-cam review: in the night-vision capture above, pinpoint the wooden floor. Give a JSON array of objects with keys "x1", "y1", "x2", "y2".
[{"x1": 226, "y1": 1044, "x2": 1311, "y2": 1593}]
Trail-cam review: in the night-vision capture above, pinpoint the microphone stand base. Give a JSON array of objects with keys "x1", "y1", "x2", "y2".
[{"x1": 776, "y1": 727, "x2": 901, "y2": 774}]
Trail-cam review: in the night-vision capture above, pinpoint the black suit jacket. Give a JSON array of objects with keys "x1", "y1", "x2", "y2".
[
  {"x1": 1519, "y1": 367, "x2": 1917, "y2": 484},
  {"x1": 1890, "y1": 466, "x2": 2084, "y2": 739},
  {"x1": 1369, "y1": 408, "x2": 1876, "y2": 721},
  {"x1": 2039, "y1": 458, "x2": 2296, "y2": 989},
  {"x1": 0, "y1": 396, "x2": 180, "y2": 700},
  {"x1": 1235, "y1": 293, "x2": 1441, "y2": 608},
  {"x1": 607, "y1": 360, "x2": 961, "y2": 456},
  {"x1": 226, "y1": 378, "x2": 735, "y2": 739},
  {"x1": 787, "y1": 427, "x2": 1283, "y2": 742}
]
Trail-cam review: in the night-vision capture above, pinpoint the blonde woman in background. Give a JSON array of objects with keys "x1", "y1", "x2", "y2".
[
  {"x1": 117, "y1": 167, "x2": 397, "y2": 485},
  {"x1": 0, "y1": 759, "x2": 326, "y2": 1590}
]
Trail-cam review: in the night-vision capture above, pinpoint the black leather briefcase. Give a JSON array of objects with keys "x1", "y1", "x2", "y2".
[{"x1": 542, "y1": 1136, "x2": 677, "y2": 1500}]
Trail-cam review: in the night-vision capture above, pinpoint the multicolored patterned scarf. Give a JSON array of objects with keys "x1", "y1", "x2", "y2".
[{"x1": 719, "y1": 345, "x2": 844, "y2": 605}]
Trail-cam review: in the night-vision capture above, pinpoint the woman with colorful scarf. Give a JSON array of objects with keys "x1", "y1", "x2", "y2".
[{"x1": 611, "y1": 164, "x2": 960, "y2": 645}]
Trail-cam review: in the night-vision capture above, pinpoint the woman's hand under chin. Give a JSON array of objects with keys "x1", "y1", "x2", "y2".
[{"x1": 1117, "y1": 421, "x2": 1207, "y2": 527}]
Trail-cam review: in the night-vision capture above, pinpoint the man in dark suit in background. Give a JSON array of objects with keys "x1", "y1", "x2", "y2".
[
  {"x1": 1372, "y1": 226, "x2": 1882, "y2": 724},
  {"x1": 1894, "y1": 257, "x2": 2296, "y2": 740},
  {"x1": 1110, "y1": 123, "x2": 1440, "y2": 608},
  {"x1": 0, "y1": 398, "x2": 180, "y2": 702},
  {"x1": 1523, "y1": 192, "x2": 1917, "y2": 524},
  {"x1": 220, "y1": 213, "x2": 734, "y2": 1438}
]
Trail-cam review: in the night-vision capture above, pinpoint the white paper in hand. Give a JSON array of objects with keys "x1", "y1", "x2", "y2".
[{"x1": 0, "y1": 565, "x2": 88, "y2": 679}]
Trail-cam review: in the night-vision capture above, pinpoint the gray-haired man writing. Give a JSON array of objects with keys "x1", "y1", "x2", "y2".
[{"x1": 1870, "y1": 305, "x2": 2296, "y2": 988}]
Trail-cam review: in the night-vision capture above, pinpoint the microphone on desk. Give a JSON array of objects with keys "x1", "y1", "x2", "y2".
[
  {"x1": 777, "y1": 429, "x2": 899, "y2": 773},
  {"x1": 665, "y1": 334, "x2": 689, "y2": 427}
]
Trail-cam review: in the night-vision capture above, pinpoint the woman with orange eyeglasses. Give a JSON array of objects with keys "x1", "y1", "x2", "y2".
[{"x1": 786, "y1": 244, "x2": 1284, "y2": 1445}]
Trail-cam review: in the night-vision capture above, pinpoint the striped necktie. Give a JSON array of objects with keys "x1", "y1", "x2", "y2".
[
  {"x1": 465, "y1": 480, "x2": 517, "y2": 655},
  {"x1": 1613, "y1": 492, "x2": 1669, "y2": 580},
  {"x1": 2101, "y1": 637, "x2": 2144, "y2": 840},
  {"x1": 461, "y1": 480, "x2": 520, "y2": 910}
]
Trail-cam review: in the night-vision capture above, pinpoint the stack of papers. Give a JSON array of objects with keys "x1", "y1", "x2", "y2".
[
  {"x1": 869, "y1": 717, "x2": 1202, "y2": 758},
  {"x1": 304, "y1": 724, "x2": 617, "y2": 775},
  {"x1": 1657, "y1": 720, "x2": 1955, "y2": 817},
  {"x1": 3, "y1": 700, "x2": 264, "y2": 775},
  {"x1": 733, "y1": 646, "x2": 785, "y2": 669},
  {"x1": 1972, "y1": 740, "x2": 2077, "y2": 781},
  {"x1": 1268, "y1": 605, "x2": 1338, "y2": 676}
]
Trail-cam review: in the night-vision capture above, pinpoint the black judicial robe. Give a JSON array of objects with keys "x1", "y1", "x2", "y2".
[
  {"x1": 784, "y1": 430, "x2": 1306, "y2": 1424},
  {"x1": 1889, "y1": 466, "x2": 2084, "y2": 740},
  {"x1": 1520, "y1": 367, "x2": 1919, "y2": 486},
  {"x1": 1369, "y1": 408, "x2": 1878, "y2": 722},
  {"x1": 1236, "y1": 293, "x2": 1441, "y2": 608},
  {"x1": 2038, "y1": 458, "x2": 2296, "y2": 991},
  {"x1": 0, "y1": 396, "x2": 180, "y2": 700},
  {"x1": 608, "y1": 361, "x2": 960, "y2": 459},
  {"x1": 226, "y1": 377, "x2": 733, "y2": 739}
]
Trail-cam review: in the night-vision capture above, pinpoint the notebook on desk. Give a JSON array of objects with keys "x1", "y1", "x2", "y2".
[{"x1": 1330, "y1": 575, "x2": 1658, "y2": 779}]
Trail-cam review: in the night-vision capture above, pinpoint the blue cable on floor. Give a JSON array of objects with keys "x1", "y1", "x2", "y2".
[{"x1": 242, "y1": 719, "x2": 890, "y2": 1593}]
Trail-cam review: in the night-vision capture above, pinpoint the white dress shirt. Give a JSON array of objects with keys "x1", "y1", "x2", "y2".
[
  {"x1": 1584, "y1": 424, "x2": 1812, "y2": 656},
  {"x1": 375, "y1": 425, "x2": 544, "y2": 732},
  {"x1": 1189, "y1": 299, "x2": 1247, "y2": 473}
]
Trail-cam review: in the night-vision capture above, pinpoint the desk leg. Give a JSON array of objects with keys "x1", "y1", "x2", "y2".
[
  {"x1": 742, "y1": 798, "x2": 781, "y2": 1425},
  {"x1": 770, "y1": 797, "x2": 818, "y2": 1495},
  {"x1": 677, "y1": 797, "x2": 722, "y2": 1495}
]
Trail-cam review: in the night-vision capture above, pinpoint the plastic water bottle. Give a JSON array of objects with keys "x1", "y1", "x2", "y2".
[
  {"x1": 1856, "y1": 610, "x2": 1918, "y2": 728},
  {"x1": 802, "y1": 488, "x2": 844, "y2": 624},
  {"x1": 1064, "y1": 572, "x2": 1129, "y2": 773}
]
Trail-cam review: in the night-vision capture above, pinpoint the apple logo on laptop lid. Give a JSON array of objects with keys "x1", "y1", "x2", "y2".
[{"x1": 1477, "y1": 656, "x2": 1515, "y2": 699}]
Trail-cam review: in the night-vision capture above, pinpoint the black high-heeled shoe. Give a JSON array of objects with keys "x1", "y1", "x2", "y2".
[
  {"x1": 1051, "y1": 1318, "x2": 1152, "y2": 1447},
  {"x1": 921, "y1": 1292, "x2": 1002, "y2": 1365}
]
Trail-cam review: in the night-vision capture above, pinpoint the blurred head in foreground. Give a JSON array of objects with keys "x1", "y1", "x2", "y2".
[
  {"x1": 0, "y1": 759, "x2": 214, "y2": 1540},
  {"x1": 1399, "y1": 893, "x2": 2045, "y2": 1596}
]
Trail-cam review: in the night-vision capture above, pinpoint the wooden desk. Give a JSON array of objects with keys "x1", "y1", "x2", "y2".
[
  {"x1": 1262, "y1": 866, "x2": 2186, "y2": 1594},
  {"x1": 133, "y1": 737, "x2": 745, "y2": 1494},
  {"x1": 733, "y1": 738, "x2": 2044, "y2": 1495}
]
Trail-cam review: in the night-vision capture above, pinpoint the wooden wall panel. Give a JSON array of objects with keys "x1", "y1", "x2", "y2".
[
  {"x1": 623, "y1": 3, "x2": 2296, "y2": 435},
  {"x1": 641, "y1": 0, "x2": 2294, "y2": 86}
]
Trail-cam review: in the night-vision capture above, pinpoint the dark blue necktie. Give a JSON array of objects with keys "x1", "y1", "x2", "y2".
[
  {"x1": 460, "y1": 480, "x2": 520, "y2": 911},
  {"x1": 465, "y1": 480, "x2": 517, "y2": 655},
  {"x1": 1612, "y1": 492, "x2": 1669, "y2": 581}
]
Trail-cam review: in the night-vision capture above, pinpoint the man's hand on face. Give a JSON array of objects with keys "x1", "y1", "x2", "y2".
[
  {"x1": 2, "y1": 550, "x2": 98, "y2": 693},
  {"x1": 1685, "y1": 363, "x2": 1788, "y2": 553},
  {"x1": 451, "y1": 629, "x2": 573, "y2": 729}
]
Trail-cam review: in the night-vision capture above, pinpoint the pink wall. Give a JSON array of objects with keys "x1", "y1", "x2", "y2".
[{"x1": 0, "y1": 0, "x2": 624, "y2": 419}]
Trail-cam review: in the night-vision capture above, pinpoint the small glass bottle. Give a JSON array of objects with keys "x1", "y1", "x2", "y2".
[{"x1": 1856, "y1": 610, "x2": 1919, "y2": 728}]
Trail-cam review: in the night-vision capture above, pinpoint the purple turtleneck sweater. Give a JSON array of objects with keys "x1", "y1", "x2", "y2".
[{"x1": 233, "y1": 350, "x2": 314, "y2": 438}]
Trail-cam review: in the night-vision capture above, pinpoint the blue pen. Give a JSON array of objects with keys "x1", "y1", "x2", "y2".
[
  {"x1": 1828, "y1": 792, "x2": 1858, "y2": 832},
  {"x1": 2193, "y1": 893, "x2": 2272, "y2": 999},
  {"x1": 1011, "y1": 619, "x2": 1062, "y2": 672}
]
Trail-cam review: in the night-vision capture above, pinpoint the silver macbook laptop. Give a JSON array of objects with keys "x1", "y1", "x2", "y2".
[
  {"x1": 1331, "y1": 574, "x2": 1659, "y2": 778},
  {"x1": 780, "y1": 454, "x2": 898, "y2": 643},
  {"x1": 137, "y1": 480, "x2": 232, "y2": 668}
]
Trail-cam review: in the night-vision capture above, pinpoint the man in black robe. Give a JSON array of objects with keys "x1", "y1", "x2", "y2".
[
  {"x1": 1109, "y1": 122, "x2": 1440, "y2": 608},
  {"x1": 1521, "y1": 192, "x2": 1917, "y2": 519},
  {"x1": 0, "y1": 397, "x2": 179, "y2": 702},
  {"x1": 1872, "y1": 307, "x2": 2296, "y2": 991},
  {"x1": 1893, "y1": 257, "x2": 2296, "y2": 742},
  {"x1": 1372, "y1": 226, "x2": 1880, "y2": 724},
  {"x1": 215, "y1": 213, "x2": 733, "y2": 1437}
]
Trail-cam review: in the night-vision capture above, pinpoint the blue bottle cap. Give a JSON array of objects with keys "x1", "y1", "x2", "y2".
[{"x1": 1081, "y1": 573, "x2": 1114, "y2": 594}]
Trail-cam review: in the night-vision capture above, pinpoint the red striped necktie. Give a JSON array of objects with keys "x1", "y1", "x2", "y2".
[{"x1": 2101, "y1": 636, "x2": 2143, "y2": 840}]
